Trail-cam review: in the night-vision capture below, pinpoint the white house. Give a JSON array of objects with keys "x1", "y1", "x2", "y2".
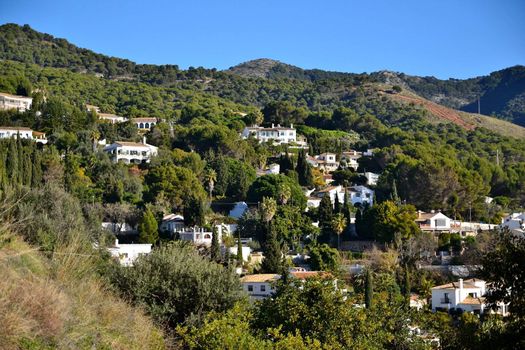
[
  {"x1": 174, "y1": 223, "x2": 237, "y2": 247},
  {"x1": 500, "y1": 212, "x2": 525, "y2": 236},
  {"x1": 131, "y1": 117, "x2": 157, "y2": 131},
  {"x1": 362, "y1": 172, "x2": 380, "y2": 186},
  {"x1": 348, "y1": 185, "x2": 374, "y2": 206},
  {"x1": 340, "y1": 151, "x2": 360, "y2": 171},
  {"x1": 98, "y1": 113, "x2": 128, "y2": 124},
  {"x1": 103, "y1": 138, "x2": 158, "y2": 164},
  {"x1": 159, "y1": 214, "x2": 185, "y2": 233},
  {"x1": 0, "y1": 92, "x2": 32, "y2": 112},
  {"x1": 101, "y1": 222, "x2": 136, "y2": 234},
  {"x1": 307, "y1": 153, "x2": 340, "y2": 173},
  {"x1": 107, "y1": 239, "x2": 152, "y2": 267},
  {"x1": 431, "y1": 278, "x2": 508, "y2": 316},
  {"x1": 226, "y1": 245, "x2": 252, "y2": 262},
  {"x1": 241, "y1": 124, "x2": 303, "y2": 145},
  {"x1": 313, "y1": 185, "x2": 374, "y2": 208},
  {"x1": 0, "y1": 126, "x2": 47, "y2": 144},
  {"x1": 416, "y1": 211, "x2": 452, "y2": 232},
  {"x1": 240, "y1": 274, "x2": 281, "y2": 300}
]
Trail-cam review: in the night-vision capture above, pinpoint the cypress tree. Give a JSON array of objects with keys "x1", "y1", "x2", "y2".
[
  {"x1": 280, "y1": 148, "x2": 293, "y2": 173},
  {"x1": 296, "y1": 149, "x2": 314, "y2": 187},
  {"x1": 6, "y1": 138, "x2": 18, "y2": 185},
  {"x1": 355, "y1": 209, "x2": 363, "y2": 238},
  {"x1": 391, "y1": 180, "x2": 401, "y2": 205},
  {"x1": 236, "y1": 231, "x2": 243, "y2": 267},
  {"x1": 365, "y1": 269, "x2": 373, "y2": 309},
  {"x1": 138, "y1": 208, "x2": 159, "y2": 244},
  {"x1": 334, "y1": 195, "x2": 341, "y2": 214},
  {"x1": 317, "y1": 194, "x2": 333, "y2": 244},
  {"x1": 210, "y1": 225, "x2": 221, "y2": 263},
  {"x1": 261, "y1": 222, "x2": 282, "y2": 274},
  {"x1": 22, "y1": 146, "x2": 33, "y2": 186}
]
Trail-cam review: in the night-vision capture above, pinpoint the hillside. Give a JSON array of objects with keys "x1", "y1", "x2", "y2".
[{"x1": 372, "y1": 67, "x2": 525, "y2": 126}]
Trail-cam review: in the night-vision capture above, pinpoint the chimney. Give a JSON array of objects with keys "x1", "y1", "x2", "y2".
[
  {"x1": 142, "y1": 136, "x2": 147, "y2": 145},
  {"x1": 271, "y1": 123, "x2": 274, "y2": 128},
  {"x1": 115, "y1": 238, "x2": 119, "y2": 247},
  {"x1": 290, "y1": 123, "x2": 293, "y2": 129},
  {"x1": 459, "y1": 278, "x2": 463, "y2": 290}
]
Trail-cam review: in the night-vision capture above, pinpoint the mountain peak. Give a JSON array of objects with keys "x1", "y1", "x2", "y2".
[{"x1": 226, "y1": 58, "x2": 295, "y2": 79}]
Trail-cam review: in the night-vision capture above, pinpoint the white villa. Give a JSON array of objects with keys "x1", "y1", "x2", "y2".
[
  {"x1": 241, "y1": 274, "x2": 281, "y2": 300},
  {"x1": 107, "y1": 239, "x2": 152, "y2": 267},
  {"x1": 431, "y1": 278, "x2": 508, "y2": 316},
  {"x1": 103, "y1": 138, "x2": 158, "y2": 164},
  {"x1": 241, "y1": 124, "x2": 304, "y2": 145},
  {"x1": 415, "y1": 211, "x2": 452, "y2": 232},
  {"x1": 131, "y1": 117, "x2": 157, "y2": 131},
  {"x1": 159, "y1": 214, "x2": 185, "y2": 233},
  {"x1": 0, "y1": 126, "x2": 47, "y2": 144},
  {"x1": 98, "y1": 113, "x2": 128, "y2": 124},
  {"x1": 307, "y1": 153, "x2": 340, "y2": 173},
  {"x1": 312, "y1": 185, "x2": 375, "y2": 208},
  {"x1": 0, "y1": 92, "x2": 33, "y2": 112},
  {"x1": 500, "y1": 212, "x2": 525, "y2": 236}
]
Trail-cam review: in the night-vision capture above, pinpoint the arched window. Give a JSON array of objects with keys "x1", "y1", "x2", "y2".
[
  {"x1": 139, "y1": 123, "x2": 144, "y2": 129},
  {"x1": 145, "y1": 122, "x2": 150, "y2": 129},
  {"x1": 204, "y1": 234, "x2": 211, "y2": 239}
]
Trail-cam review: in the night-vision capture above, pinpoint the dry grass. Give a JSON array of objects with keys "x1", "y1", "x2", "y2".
[{"x1": 0, "y1": 234, "x2": 165, "y2": 349}]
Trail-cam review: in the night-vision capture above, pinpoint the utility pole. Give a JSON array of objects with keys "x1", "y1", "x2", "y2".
[{"x1": 478, "y1": 96, "x2": 481, "y2": 114}]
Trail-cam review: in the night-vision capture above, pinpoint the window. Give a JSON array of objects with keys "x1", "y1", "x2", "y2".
[
  {"x1": 469, "y1": 292, "x2": 478, "y2": 298},
  {"x1": 435, "y1": 219, "x2": 447, "y2": 227},
  {"x1": 260, "y1": 285, "x2": 266, "y2": 292},
  {"x1": 247, "y1": 285, "x2": 253, "y2": 292}
]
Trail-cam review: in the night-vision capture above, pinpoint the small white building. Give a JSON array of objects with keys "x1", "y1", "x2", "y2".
[
  {"x1": 500, "y1": 212, "x2": 525, "y2": 236},
  {"x1": 107, "y1": 239, "x2": 152, "y2": 267},
  {"x1": 362, "y1": 172, "x2": 379, "y2": 186},
  {"x1": 431, "y1": 278, "x2": 508, "y2": 316},
  {"x1": 0, "y1": 126, "x2": 47, "y2": 144},
  {"x1": 159, "y1": 214, "x2": 185, "y2": 233},
  {"x1": 98, "y1": 113, "x2": 128, "y2": 124},
  {"x1": 312, "y1": 185, "x2": 374, "y2": 208},
  {"x1": 101, "y1": 222, "x2": 136, "y2": 234},
  {"x1": 226, "y1": 245, "x2": 252, "y2": 262},
  {"x1": 0, "y1": 92, "x2": 32, "y2": 112},
  {"x1": 348, "y1": 185, "x2": 374, "y2": 206},
  {"x1": 416, "y1": 211, "x2": 452, "y2": 232},
  {"x1": 240, "y1": 274, "x2": 281, "y2": 300},
  {"x1": 175, "y1": 223, "x2": 237, "y2": 247},
  {"x1": 241, "y1": 124, "x2": 302, "y2": 145},
  {"x1": 103, "y1": 138, "x2": 158, "y2": 164},
  {"x1": 131, "y1": 117, "x2": 157, "y2": 131}
]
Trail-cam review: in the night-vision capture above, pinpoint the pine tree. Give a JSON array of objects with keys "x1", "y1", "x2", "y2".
[
  {"x1": 317, "y1": 194, "x2": 333, "y2": 244},
  {"x1": 365, "y1": 269, "x2": 373, "y2": 309},
  {"x1": 138, "y1": 208, "x2": 159, "y2": 244},
  {"x1": 261, "y1": 222, "x2": 282, "y2": 274},
  {"x1": 210, "y1": 225, "x2": 221, "y2": 263},
  {"x1": 236, "y1": 231, "x2": 243, "y2": 267}
]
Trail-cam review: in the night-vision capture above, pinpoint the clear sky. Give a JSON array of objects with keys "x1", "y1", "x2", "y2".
[{"x1": 1, "y1": 0, "x2": 524, "y2": 79}]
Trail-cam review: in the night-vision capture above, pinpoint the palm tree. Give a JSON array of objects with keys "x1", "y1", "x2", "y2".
[
  {"x1": 203, "y1": 168, "x2": 217, "y2": 200},
  {"x1": 331, "y1": 213, "x2": 347, "y2": 250},
  {"x1": 260, "y1": 197, "x2": 277, "y2": 223},
  {"x1": 277, "y1": 183, "x2": 291, "y2": 205}
]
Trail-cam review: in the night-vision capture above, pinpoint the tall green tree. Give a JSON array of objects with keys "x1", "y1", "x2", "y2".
[
  {"x1": 236, "y1": 231, "x2": 243, "y2": 267},
  {"x1": 138, "y1": 208, "x2": 159, "y2": 244},
  {"x1": 261, "y1": 222, "x2": 282, "y2": 274},
  {"x1": 296, "y1": 149, "x2": 314, "y2": 187},
  {"x1": 210, "y1": 225, "x2": 221, "y2": 263},
  {"x1": 331, "y1": 213, "x2": 347, "y2": 250},
  {"x1": 365, "y1": 269, "x2": 373, "y2": 309},
  {"x1": 317, "y1": 195, "x2": 333, "y2": 244}
]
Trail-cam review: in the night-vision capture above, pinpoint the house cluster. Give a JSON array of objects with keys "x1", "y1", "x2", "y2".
[
  {"x1": 86, "y1": 104, "x2": 157, "y2": 130},
  {"x1": 241, "y1": 124, "x2": 307, "y2": 147},
  {"x1": 306, "y1": 184, "x2": 375, "y2": 210},
  {"x1": 431, "y1": 278, "x2": 508, "y2": 316},
  {"x1": 0, "y1": 126, "x2": 47, "y2": 144},
  {"x1": 0, "y1": 92, "x2": 33, "y2": 112}
]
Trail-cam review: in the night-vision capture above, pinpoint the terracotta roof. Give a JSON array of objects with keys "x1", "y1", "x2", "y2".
[
  {"x1": 0, "y1": 126, "x2": 32, "y2": 131},
  {"x1": 240, "y1": 274, "x2": 280, "y2": 283},
  {"x1": 114, "y1": 141, "x2": 151, "y2": 148},
  {"x1": 131, "y1": 117, "x2": 157, "y2": 122},
  {"x1": 460, "y1": 296, "x2": 485, "y2": 305},
  {"x1": 290, "y1": 271, "x2": 333, "y2": 280},
  {"x1": 415, "y1": 211, "x2": 442, "y2": 221}
]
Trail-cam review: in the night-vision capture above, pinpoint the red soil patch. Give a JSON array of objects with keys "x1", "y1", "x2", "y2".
[{"x1": 389, "y1": 93, "x2": 475, "y2": 130}]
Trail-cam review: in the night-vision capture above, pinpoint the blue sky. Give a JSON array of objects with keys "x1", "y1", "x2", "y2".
[{"x1": 1, "y1": 0, "x2": 524, "y2": 79}]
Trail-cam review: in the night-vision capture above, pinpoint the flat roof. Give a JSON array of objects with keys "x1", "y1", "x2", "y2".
[{"x1": 240, "y1": 274, "x2": 280, "y2": 283}]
